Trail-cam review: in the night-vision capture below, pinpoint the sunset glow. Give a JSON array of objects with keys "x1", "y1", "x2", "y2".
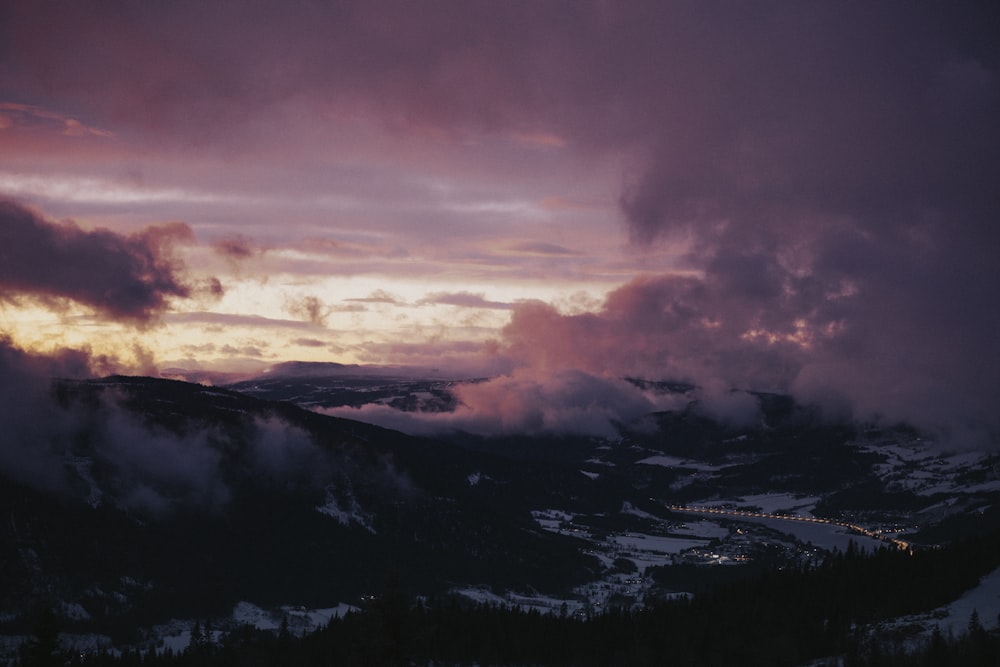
[{"x1": 1, "y1": 1, "x2": 998, "y2": 440}]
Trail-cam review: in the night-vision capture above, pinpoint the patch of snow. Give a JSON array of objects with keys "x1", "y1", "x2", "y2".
[
  {"x1": 862, "y1": 439, "x2": 1000, "y2": 497},
  {"x1": 750, "y1": 493, "x2": 820, "y2": 516},
  {"x1": 59, "y1": 601, "x2": 91, "y2": 621},
  {"x1": 620, "y1": 502, "x2": 663, "y2": 522},
  {"x1": 608, "y1": 533, "x2": 707, "y2": 555},
  {"x1": 316, "y1": 485, "x2": 376, "y2": 534},
  {"x1": 929, "y1": 565, "x2": 1000, "y2": 635},
  {"x1": 531, "y1": 509, "x2": 575, "y2": 523},
  {"x1": 159, "y1": 629, "x2": 193, "y2": 654},
  {"x1": 586, "y1": 457, "x2": 616, "y2": 467},
  {"x1": 451, "y1": 586, "x2": 507, "y2": 606},
  {"x1": 580, "y1": 470, "x2": 600, "y2": 480},
  {"x1": 59, "y1": 633, "x2": 114, "y2": 654},
  {"x1": 467, "y1": 471, "x2": 481, "y2": 486},
  {"x1": 670, "y1": 520, "x2": 730, "y2": 539},
  {"x1": 531, "y1": 509, "x2": 590, "y2": 536},
  {"x1": 277, "y1": 604, "x2": 357, "y2": 633},
  {"x1": 63, "y1": 456, "x2": 103, "y2": 508},
  {"x1": 156, "y1": 601, "x2": 359, "y2": 654},
  {"x1": 635, "y1": 455, "x2": 728, "y2": 472},
  {"x1": 198, "y1": 388, "x2": 236, "y2": 398},
  {"x1": 700, "y1": 493, "x2": 820, "y2": 517},
  {"x1": 0, "y1": 635, "x2": 29, "y2": 660},
  {"x1": 878, "y1": 564, "x2": 1000, "y2": 648},
  {"x1": 452, "y1": 587, "x2": 586, "y2": 617}
]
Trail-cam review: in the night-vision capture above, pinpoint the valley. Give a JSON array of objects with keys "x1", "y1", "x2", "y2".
[{"x1": 0, "y1": 370, "x2": 998, "y2": 662}]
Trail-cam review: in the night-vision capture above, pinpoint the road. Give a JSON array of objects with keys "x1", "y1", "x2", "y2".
[{"x1": 664, "y1": 503, "x2": 911, "y2": 552}]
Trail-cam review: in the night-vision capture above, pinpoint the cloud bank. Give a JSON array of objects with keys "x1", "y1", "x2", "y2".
[
  {"x1": 0, "y1": 336, "x2": 351, "y2": 515},
  {"x1": 326, "y1": 369, "x2": 681, "y2": 439}
]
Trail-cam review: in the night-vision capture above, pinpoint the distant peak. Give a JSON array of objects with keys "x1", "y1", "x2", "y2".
[{"x1": 264, "y1": 361, "x2": 353, "y2": 377}]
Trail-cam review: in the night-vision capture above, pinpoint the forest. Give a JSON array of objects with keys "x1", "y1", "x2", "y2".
[{"x1": 12, "y1": 529, "x2": 1000, "y2": 666}]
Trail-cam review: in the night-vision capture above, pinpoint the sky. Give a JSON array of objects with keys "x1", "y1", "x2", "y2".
[{"x1": 1, "y1": 1, "x2": 998, "y2": 443}]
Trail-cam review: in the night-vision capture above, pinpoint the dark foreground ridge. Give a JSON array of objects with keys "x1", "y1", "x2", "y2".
[{"x1": 16, "y1": 530, "x2": 1000, "y2": 666}]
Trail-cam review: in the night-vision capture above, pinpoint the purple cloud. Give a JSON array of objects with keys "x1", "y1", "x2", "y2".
[{"x1": 0, "y1": 199, "x2": 196, "y2": 324}]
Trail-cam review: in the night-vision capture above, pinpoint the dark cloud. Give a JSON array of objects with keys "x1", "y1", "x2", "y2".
[
  {"x1": 292, "y1": 338, "x2": 327, "y2": 348},
  {"x1": 0, "y1": 199, "x2": 195, "y2": 324}
]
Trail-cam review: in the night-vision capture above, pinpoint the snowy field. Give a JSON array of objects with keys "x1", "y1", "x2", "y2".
[
  {"x1": 863, "y1": 441, "x2": 1000, "y2": 497},
  {"x1": 452, "y1": 586, "x2": 582, "y2": 616},
  {"x1": 878, "y1": 565, "x2": 1000, "y2": 648},
  {"x1": 933, "y1": 565, "x2": 1000, "y2": 635},
  {"x1": 531, "y1": 509, "x2": 580, "y2": 533},
  {"x1": 608, "y1": 533, "x2": 708, "y2": 555},
  {"x1": 669, "y1": 520, "x2": 730, "y2": 539},
  {"x1": 698, "y1": 493, "x2": 821, "y2": 516}
]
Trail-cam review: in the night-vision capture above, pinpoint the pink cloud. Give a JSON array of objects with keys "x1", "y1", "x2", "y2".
[{"x1": 326, "y1": 369, "x2": 679, "y2": 438}]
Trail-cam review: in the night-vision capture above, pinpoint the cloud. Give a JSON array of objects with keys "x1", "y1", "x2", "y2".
[
  {"x1": 219, "y1": 344, "x2": 266, "y2": 358},
  {"x1": 283, "y1": 294, "x2": 331, "y2": 326},
  {"x1": 506, "y1": 241, "x2": 579, "y2": 256},
  {"x1": 0, "y1": 336, "x2": 353, "y2": 514},
  {"x1": 487, "y1": 265, "x2": 1000, "y2": 442},
  {"x1": 589, "y1": 7, "x2": 999, "y2": 443},
  {"x1": 419, "y1": 291, "x2": 512, "y2": 310},
  {"x1": 292, "y1": 337, "x2": 327, "y2": 348},
  {"x1": 247, "y1": 417, "x2": 332, "y2": 487},
  {"x1": 0, "y1": 199, "x2": 196, "y2": 324},
  {"x1": 165, "y1": 311, "x2": 321, "y2": 330},
  {"x1": 0, "y1": 337, "x2": 93, "y2": 493},
  {"x1": 344, "y1": 290, "x2": 404, "y2": 305},
  {"x1": 212, "y1": 235, "x2": 257, "y2": 259},
  {"x1": 326, "y1": 369, "x2": 677, "y2": 438},
  {"x1": 0, "y1": 101, "x2": 113, "y2": 138},
  {"x1": 94, "y1": 405, "x2": 231, "y2": 514}
]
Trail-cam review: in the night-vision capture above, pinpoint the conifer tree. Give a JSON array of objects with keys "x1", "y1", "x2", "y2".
[{"x1": 188, "y1": 621, "x2": 203, "y2": 652}]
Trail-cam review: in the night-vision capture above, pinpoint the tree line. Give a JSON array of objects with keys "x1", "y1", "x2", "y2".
[{"x1": 12, "y1": 529, "x2": 1000, "y2": 666}]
